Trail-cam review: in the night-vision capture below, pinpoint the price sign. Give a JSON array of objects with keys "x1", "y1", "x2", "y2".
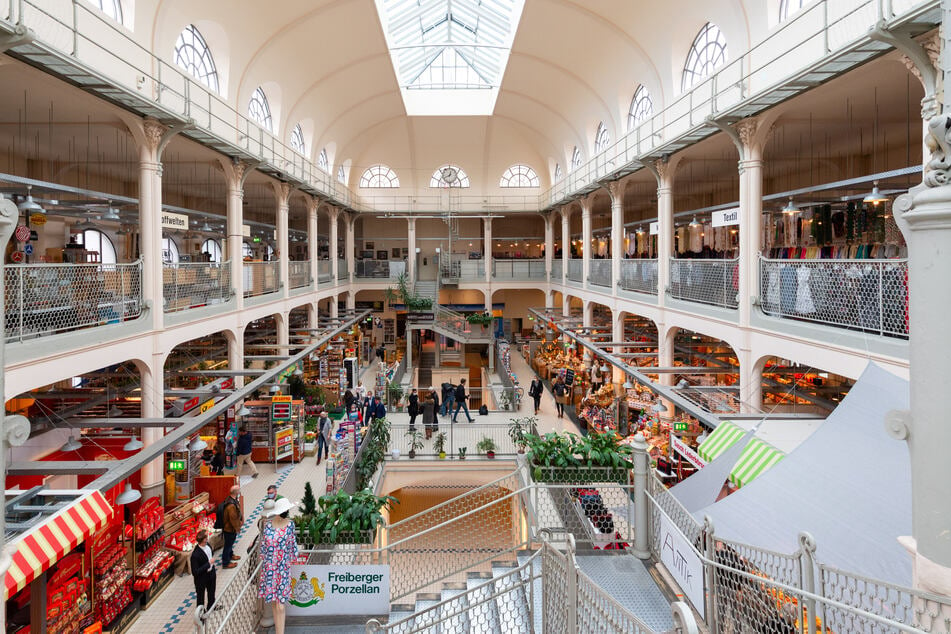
[
  {"x1": 673, "y1": 422, "x2": 689, "y2": 432},
  {"x1": 274, "y1": 426, "x2": 294, "y2": 460},
  {"x1": 564, "y1": 368, "x2": 575, "y2": 387},
  {"x1": 14, "y1": 226, "x2": 30, "y2": 242},
  {"x1": 168, "y1": 459, "x2": 186, "y2": 471},
  {"x1": 29, "y1": 213, "x2": 47, "y2": 226},
  {"x1": 271, "y1": 395, "x2": 293, "y2": 422}
]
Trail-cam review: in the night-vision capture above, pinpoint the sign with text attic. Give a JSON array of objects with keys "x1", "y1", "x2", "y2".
[{"x1": 286, "y1": 565, "x2": 390, "y2": 616}]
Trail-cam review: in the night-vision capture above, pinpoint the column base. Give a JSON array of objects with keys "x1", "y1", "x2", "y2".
[{"x1": 141, "y1": 479, "x2": 165, "y2": 505}]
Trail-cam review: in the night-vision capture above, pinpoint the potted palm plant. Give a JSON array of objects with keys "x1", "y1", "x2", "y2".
[
  {"x1": 477, "y1": 436, "x2": 497, "y2": 459},
  {"x1": 405, "y1": 428, "x2": 424, "y2": 459},
  {"x1": 433, "y1": 432, "x2": 447, "y2": 459},
  {"x1": 507, "y1": 415, "x2": 536, "y2": 454}
]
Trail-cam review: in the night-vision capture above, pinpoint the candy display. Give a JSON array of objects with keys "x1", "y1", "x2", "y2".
[{"x1": 132, "y1": 551, "x2": 174, "y2": 593}]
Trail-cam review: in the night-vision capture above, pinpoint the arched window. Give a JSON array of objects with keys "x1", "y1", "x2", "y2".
[
  {"x1": 594, "y1": 122, "x2": 610, "y2": 153},
  {"x1": 162, "y1": 237, "x2": 180, "y2": 264},
  {"x1": 317, "y1": 148, "x2": 329, "y2": 173},
  {"x1": 78, "y1": 229, "x2": 117, "y2": 264},
  {"x1": 628, "y1": 85, "x2": 654, "y2": 131},
  {"x1": 778, "y1": 0, "x2": 807, "y2": 21},
  {"x1": 201, "y1": 238, "x2": 222, "y2": 263},
  {"x1": 289, "y1": 124, "x2": 305, "y2": 154},
  {"x1": 337, "y1": 165, "x2": 347, "y2": 185},
  {"x1": 242, "y1": 242, "x2": 254, "y2": 259},
  {"x1": 500, "y1": 165, "x2": 539, "y2": 188},
  {"x1": 248, "y1": 87, "x2": 273, "y2": 132},
  {"x1": 430, "y1": 165, "x2": 470, "y2": 188},
  {"x1": 360, "y1": 165, "x2": 400, "y2": 188},
  {"x1": 682, "y1": 23, "x2": 728, "y2": 91},
  {"x1": 174, "y1": 25, "x2": 219, "y2": 94},
  {"x1": 87, "y1": 0, "x2": 122, "y2": 23},
  {"x1": 554, "y1": 163, "x2": 563, "y2": 180},
  {"x1": 570, "y1": 147, "x2": 583, "y2": 171}
]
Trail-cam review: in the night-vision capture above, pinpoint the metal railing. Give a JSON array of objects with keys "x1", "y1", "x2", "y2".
[
  {"x1": 492, "y1": 259, "x2": 546, "y2": 280},
  {"x1": 440, "y1": 254, "x2": 485, "y2": 280},
  {"x1": 759, "y1": 257, "x2": 909, "y2": 338},
  {"x1": 387, "y1": 423, "x2": 523, "y2": 458},
  {"x1": 338, "y1": 258, "x2": 349, "y2": 280},
  {"x1": 163, "y1": 261, "x2": 231, "y2": 312},
  {"x1": 355, "y1": 259, "x2": 395, "y2": 279},
  {"x1": 566, "y1": 259, "x2": 582, "y2": 283},
  {"x1": 289, "y1": 259, "x2": 312, "y2": 289},
  {"x1": 5, "y1": 261, "x2": 142, "y2": 342},
  {"x1": 589, "y1": 259, "x2": 611, "y2": 288},
  {"x1": 316, "y1": 259, "x2": 332, "y2": 283},
  {"x1": 619, "y1": 258, "x2": 659, "y2": 295},
  {"x1": 201, "y1": 539, "x2": 261, "y2": 634},
  {"x1": 669, "y1": 258, "x2": 739, "y2": 309},
  {"x1": 242, "y1": 261, "x2": 280, "y2": 297},
  {"x1": 551, "y1": 259, "x2": 562, "y2": 281},
  {"x1": 432, "y1": 304, "x2": 493, "y2": 341}
]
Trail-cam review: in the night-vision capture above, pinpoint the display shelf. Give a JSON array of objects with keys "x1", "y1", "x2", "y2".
[
  {"x1": 139, "y1": 566, "x2": 174, "y2": 609},
  {"x1": 242, "y1": 400, "x2": 273, "y2": 462},
  {"x1": 383, "y1": 319, "x2": 395, "y2": 345},
  {"x1": 102, "y1": 597, "x2": 140, "y2": 634}
]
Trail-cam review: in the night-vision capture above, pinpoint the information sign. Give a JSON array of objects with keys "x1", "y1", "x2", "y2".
[
  {"x1": 670, "y1": 433, "x2": 706, "y2": 470},
  {"x1": 658, "y1": 512, "x2": 705, "y2": 617},
  {"x1": 286, "y1": 565, "x2": 390, "y2": 616},
  {"x1": 168, "y1": 459, "x2": 186, "y2": 471},
  {"x1": 23, "y1": 244, "x2": 33, "y2": 255},
  {"x1": 275, "y1": 426, "x2": 294, "y2": 460},
  {"x1": 563, "y1": 368, "x2": 575, "y2": 387},
  {"x1": 271, "y1": 395, "x2": 293, "y2": 422},
  {"x1": 673, "y1": 422, "x2": 689, "y2": 432},
  {"x1": 10, "y1": 251, "x2": 23, "y2": 263},
  {"x1": 29, "y1": 213, "x2": 47, "y2": 226}
]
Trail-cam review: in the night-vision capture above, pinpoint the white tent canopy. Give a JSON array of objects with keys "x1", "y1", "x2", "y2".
[{"x1": 684, "y1": 363, "x2": 912, "y2": 586}]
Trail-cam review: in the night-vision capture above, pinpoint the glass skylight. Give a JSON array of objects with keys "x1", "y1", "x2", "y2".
[{"x1": 375, "y1": 0, "x2": 526, "y2": 115}]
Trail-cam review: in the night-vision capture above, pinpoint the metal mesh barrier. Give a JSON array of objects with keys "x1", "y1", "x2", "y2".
[
  {"x1": 530, "y1": 479, "x2": 635, "y2": 552},
  {"x1": 441, "y1": 256, "x2": 484, "y2": 281},
  {"x1": 759, "y1": 258, "x2": 909, "y2": 338},
  {"x1": 315, "y1": 259, "x2": 332, "y2": 283},
  {"x1": 355, "y1": 259, "x2": 392, "y2": 278},
  {"x1": 242, "y1": 261, "x2": 280, "y2": 297},
  {"x1": 576, "y1": 567, "x2": 655, "y2": 633},
  {"x1": 5, "y1": 261, "x2": 142, "y2": 342},
  {"x1": 541, "y1": 543, "x2": 571, "y2": 634},
  {"x1": 566, "y1": 259, "x2": 583, "y2": 283},
  {"x1": 163, "y1": 261, "x2": 230, "y2": 312},
  {"x1": 551, "y1": 259, "x2": 562, "y2": 281},
  {"x1": 387, "y1": 423, "x2": 523, "y2": 458},
  {"x1": 647, "y1": 474, "x2": 703, "y2": 555},
  {"x1": 205, "y1": 548, "x2": 261, "y2": 633},
  {"x1": 337, "y1": 258, "x2": 348, "y2": 280},
  {"x1": 620, "y1": 259, "x2": 659, "y2": 295},
  {"x1": 589, "y1": 259, "x2": 612, "y2": 287},
  {"x1": 492, "y1": 259, "x2": 546, "y2": 280},
  {"x1": 669, "y1": 258, "x2": 739, "y2": 308},
  {"x1": 289, "y1": 259, "x2": 312, "y2": 288}
]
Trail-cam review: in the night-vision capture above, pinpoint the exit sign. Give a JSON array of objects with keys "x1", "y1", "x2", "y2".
[
  {"x1": 673, "y1": 422, "x2": 689, "y2": 432},
  {"x1": 168, "y1": 459, "x2": 186, "y2": 471}
]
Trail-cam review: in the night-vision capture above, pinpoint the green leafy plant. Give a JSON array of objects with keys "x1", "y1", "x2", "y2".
[
  {"x1": 355, "y1": 417, "x2": 391, "y2": 490},
  {"x1": 457, "y1": 446, "x2": 467, "y2": 460},
  {"x1": 524, "y1": 431, "x2": 632, "y2": 483},
  {"x1": 574, "y1": 431, "x2": 634, "y2": 469},
  {"x1": 303, "y1": 489, "x2": 398, "y2": 544},
  {"x1": 405, "y1": 428, "x2": 424, "y2": 458},
  {"x1": 301, "y1": 481, "x2": 317, "y2": 516},
  {"x1": 476, "y1": 436, "x2": 497, "y2": 458},
  {"x1": 507, "y1": 415, "x2": 536, "y2": 454},
  {"x1": 386, "y1": 272, "x2": 433, "y2": 311},
  {"x1": 466, "y1": 312, "x2": 494, "y2": 326},
  {"x1": 433, "y1": 432, "x2": 447, "y2": 458},
  {"x1": 387, "y1": 382, "x2": 405, "y2": 409}
]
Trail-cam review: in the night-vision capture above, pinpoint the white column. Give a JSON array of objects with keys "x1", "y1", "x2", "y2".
[
  {"x1": 229, "y1": 326, "x2": 245, "y2": 389},
  {"x1": 137, "y1": 119, "x2": 167, "y2": 331},
  {"x1": 277, "y1": 311, "x2": 289, "y2": 349},
  {"x1": 612, "y1": 311, "x2": 625, "y2": 384},
  {"x1": 223, "y1": 160, "x2": 251, "y2": 311},
  {"x1": 275, "y1": 182, "x2": 290, "y2": 297},
  {"x1": 581, "y1": 199, "x2": 592, "y2": 289},
  {"x1": 308, "y1": 199, "x2": 320, "y2": 287},
  {"x1": 407, "y1": 217, "x2": 417, "y2": 281},
  {"x1": 655, "y1": 160, "x2": 674, "y2": 307},
  {"x1": 484, "y1": 217, "x2": 493, "y2": 283},
  {"x1": 328, "y1": 206, "x2": 338, "y2": 284},
  {"x1": 345, "y1": 214, "x2": 355, "y2": 283},
  {"x1": 737, "y1": 118, "x2": 765, "y2": 328},
  {"x1": 406, "y1": 328, "x2": 413, "y2": 372},
  {"x1": 544, "y1": 214, "x2": 554, "y2": 283},
  {"x1": 608, "y1": 180, "x2": 626, "y2": 296},
  {"x1": 561, "y1": 208, "x2": 570, "y2": 286},
  {"x1": 582, "y1": 301, "x2": 593, "y2": 328},
  {"x1": 139, "y1": 355, "x2": 165, "y2": 502},
  {"x1": 330, "y1": 296, "x2": 339, "y2": 318}
]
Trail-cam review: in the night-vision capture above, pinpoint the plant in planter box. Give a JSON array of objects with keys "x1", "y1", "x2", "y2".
[
  {"x1": 405, "y1": 428, "x2": 424, "y2": 459},
  {"x1": 386, "y1": 272, "x2": 433, "y2": 312},
  {"x1": 575, "y1": 431, "x2": 634, "y2": 470},
  {"x1": 457, "y1": 446, "x2": 468, "y2": 460},
  {"x1": 507, "y1": 416, "x2": 536, "y2": 454},
  {"x1": 387, "y1": 383, "x2": 405, "y2": 411},
  {"x1": 305, "y1": 489, "x2": 397, "y2": 545},
  {"x1": 524, "y1": 432, "x2": 582, "y2": 482},
  {"x1": 476, "y1": 436, "x2": 497, "y2": 459},
  {"x1": 433, "y1": 432, "x2": 447, "y2": 459},
  {"x1": 466, "y1": 312, "x2": 494, "y2": 329}
]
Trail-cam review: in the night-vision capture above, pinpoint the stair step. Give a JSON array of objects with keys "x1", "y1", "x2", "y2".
[
  {"x1": 411, "y1": 596, "x2": 442, "y2": 634},
  {"x1": 439, "y1": 587, "x2": 471, "y2": 633},
  {"x1": 491, "y1": 565, "x2": 531, "y2": 633},
  {"x1": 466, "y1": 573, "x2": 502, "y2": 633}
]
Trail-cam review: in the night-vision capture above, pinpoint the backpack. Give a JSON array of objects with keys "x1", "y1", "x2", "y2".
[
  {"x1": 478, "y1": 404, "x2": 488, "y2": 416},
  {"x1": 214, "y1": 498, "x2": 235, "y2": 531},
  {"x1": 455, "y1": 384, "x2": 466, "y2": 401}
]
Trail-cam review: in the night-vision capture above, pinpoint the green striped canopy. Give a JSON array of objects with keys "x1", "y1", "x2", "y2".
[
  {"x1": 697, "y1": 421, "x2": 745, "y2": 462},
  {"x1": 729, "y1": 438, "x2": 785, "y2": 488}
]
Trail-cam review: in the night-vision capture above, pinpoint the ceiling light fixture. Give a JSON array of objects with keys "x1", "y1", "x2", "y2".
[
  {"x1": 188, "y1": 436, "x2": 208, "y2": 453},
  {"x1": 60, "y1": 434, "x2": 83, "y2": 452},
  {"x1": 101, "y1": 207, "x2": 121, "y2": 221},
  {"x1": 689, "y1": 216, "x2": 700, "y2": 227},
  {"x1": 17, "y1": 186, "x2": 44, "y2": 213},
  {"x1": 863, "y1": 180, "x2": 889, "y2": 205},
  {"x1": 115, "y1": 483, "x2": 142, "y2": 505},
  {"x1": 651, "y1": 401, "x2": 669, "y2": 414},
  {"x1": 123, "y1": 436, "x2": 144, "y2": 452},
  {"x1": 781, "y1": 198, "x2": 800, "y2": 214},
  {"x1": 238, "y1": 405, "x2": 251, "y2": 417}
]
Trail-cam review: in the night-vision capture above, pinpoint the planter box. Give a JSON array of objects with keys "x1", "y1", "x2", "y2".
[
  {"x1": 311, "y1": 529, "x2": 375, "y2": 545},
  {"x1": 531, "y1": 465, "x2": 630, "y2": 484},
  {"x1": 303, "y1": 442, "x2": 317, "y2": 456}
]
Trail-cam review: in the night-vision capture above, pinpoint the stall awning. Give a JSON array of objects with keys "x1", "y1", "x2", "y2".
[
  {"x1": 697, "y1": 420, "x2": 745, "y2": 462},
  {"x1": 728, "y1": 438, "x2": 784, "y2": 488},
  {"x1": 5, "y1": 490, "x2": 113, "y2": 599}
]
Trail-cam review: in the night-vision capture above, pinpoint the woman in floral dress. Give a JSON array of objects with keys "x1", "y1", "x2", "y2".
[{"x1": 258, "y1": 498, "x2": 299, "y2": 634}]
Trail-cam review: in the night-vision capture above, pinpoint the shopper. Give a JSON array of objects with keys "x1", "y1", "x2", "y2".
[
  {"x1": 258, "y1": 498, "x2": 299, "y2": 634},
  {"x1": 528, "y1": 377, "x2": 543, "y2": 415},
  {"x1": 316, "y1": 411, "x2": 332, "y2": 465},
  {"x1": 209, "y1": 443, "x2": 225, "y2": 475},
  {"x1": 355, "y1": 381, "x2": 367, "y2": 402},
  {"x1": 553, "y1": 377, "x2": 567, "y2": 418},
  {"x1": 256, "y1": 486, "x2": 284, "y2": 534},
  {"x1": 590, "y1": 364, "x2": 602, "y2": 392},
  {"x1": 190, "y1": 529, "x2": 219, "y2": 616},
  {"x1": 235, "y1": 427, "x2": 259, "y2": 478},
  {"x1": 221, "y1": 485, "x2": 243, "y2": 569},
  {"x1": 343, "y1": 389, "x2": 355, "y2": 413},
  {"x1": 407, "y1": 388, "x2": 419, "y2": 431},
  {"x1": 421, "y1": 390, "x2": 436, "y2": 439},
  {"x1": 441, "y1": 380, "x2": 455, "y2": 417},
  {"x1": 452, "y1": 378, "x2": 474, "y2": 423},
  {"x1": 369, "y1": 394, "x2": 387, "y2": 421},
  {"x1": 362, "y1": 391, "x2": 375, "y2": 423}
]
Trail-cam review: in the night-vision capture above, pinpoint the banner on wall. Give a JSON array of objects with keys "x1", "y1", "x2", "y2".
[
  {"x1": 286, "y1": 565, "x2": 390, "y2": 616},
  {"x1": 657, "y1": 513, "x2": 705, "y2": 618},
  {"x1": 712, "y1": 208, "x2": 740, "y2": 227}
]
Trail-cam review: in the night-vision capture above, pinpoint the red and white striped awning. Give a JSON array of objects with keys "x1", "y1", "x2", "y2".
[{"x1": 5, "y1": 490, "x2": 113, "y2": 599}]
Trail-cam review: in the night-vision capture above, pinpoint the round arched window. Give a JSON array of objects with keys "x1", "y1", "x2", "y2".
[{"x1": 79, "y1": 229, "x2": 117, "y2": 264}]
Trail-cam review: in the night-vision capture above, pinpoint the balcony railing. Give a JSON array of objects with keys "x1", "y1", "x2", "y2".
[
  {"x1": 242, "y1": 261, "x2": 280, "y2": 297},
  {"x1": 759, "y1": 257, "x2": 908, "y2": 338},
  {"x1": 669, "y1": 258, "x2": 739, "y2": 309},
  {"x1": 566, "y1": 259, "x2": 583, "y2": 283},
  {"x1": 355, "y1": 259, "x2": 397, "y2": 279},
  {"x1": 163, "y1": 261, "x2": 230, "y2": 313},
  {"x1": 492, "y1": 259, "x2": 545, "y2": 280},
  {"x1": 316, "y1": 259, "x2": 332, "y2": 283},
  {"x1": 289, "y1": 260, "x2": 312, "y2": 289},
  {"x1": 589, "y1": 259, "x2": 611, "y2": 287},
  {"x1": 5, "y1": 261, "x2": 142, "y2": 343},
  {"x1": 551, "y1": 259, "x2": 562, "y2": 280},
  {"x1": 440, "y1": 255, "x2": 484, "y2": 280},
  {"x1": 337, "y1": 258, "x2": 348, "y2": 280},
  {"x1": 619, "y1": 259, "x2": 658, "y2": 295}
]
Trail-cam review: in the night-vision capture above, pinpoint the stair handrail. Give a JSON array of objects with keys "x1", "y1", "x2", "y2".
[{"x1": 433, "y1": 303, "x2": 473, "y2": 337}]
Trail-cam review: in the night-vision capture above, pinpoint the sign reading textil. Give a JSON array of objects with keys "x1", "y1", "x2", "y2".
[
  {"x1": 286, "y1": 565, "x2": 390, "y2": 616},
  {"x1": 712, "y1": 208, "x2": 740, "y2": 227},
  {"x1": 161, "y1": 211, "x2": 189, "y2": 230},
  {"x1": 657, "y1": 512, "x2": 705, "y2": 618}
]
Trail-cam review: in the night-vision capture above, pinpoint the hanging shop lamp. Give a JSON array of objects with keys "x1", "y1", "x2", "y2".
[
  {"x1": 689, "y1": 216, "x2": 700, "y2": 227},
  {"x1": 60, "y1": 434, "x2": 83, "y2": 452},
  {"x1": 781, "y1": 198, "x2": 799, "y2": 214},
  {"x1": 115, "y1": 483, "x2": 142, "y2": 506},
  {"x1": 238, "y1": 405, "x2": 251, "y2": 417},
  {"x1": 188, "y1": 436, "x2": 208, "y2": 453},
  {"x1": 17, "y1": 186, "x2": 44, "y2": 213},
  {"x1": 863, "y1": 180, "x2": 889, "y2": 205},
  {"x1": 123, "y1": 436, "x2": 144, "y2": 452}
]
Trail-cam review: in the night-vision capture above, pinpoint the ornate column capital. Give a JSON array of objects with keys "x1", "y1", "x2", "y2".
[{"x1": 606, "y1": 179, "x2": 627, "y2": 204}]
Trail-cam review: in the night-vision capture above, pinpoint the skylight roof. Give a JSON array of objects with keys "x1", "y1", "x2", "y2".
[{"x1": 375, "y1": 0, "x2": 526, "y2": 115}]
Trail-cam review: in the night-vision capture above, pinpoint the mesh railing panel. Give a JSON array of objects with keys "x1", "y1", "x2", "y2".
[
  {"x1": 551, "y1": 259, "x2": 562, "y2": 280},
  {"x1": 5, "y1": 261, "x2": 142, "y2": 342},
  {"x1": 492, "y1": 259, "x2": 546, "y2": 280},
  {"x1": 589, "y1": 259, "x2": 612, "y2": 287},
  {"x1": 566, "y1": 259, "x2": 583, "y2": 283},
  {"x1": 388, "y1": 423, "x2": 522, "y2": 458},
  {"x1": 316, "y1": 259, "x2": 332, "y2": 283},
  {"x1": 647, "y1": 475, "x2": 703, "y2": 558},
  {"x1": 759, "y1": 258, "x2": 909, "y2": 338},
  {"x1": 289, "y1": 260, "x2": 312, "y2": 288},
  {"x1": 163, "y1": 261, "x2": 231, "y2": 312},
  {"x1": 242, "y1": 261, "x2": 280, "y2": 297},
  {"x1": 355, "y1": 259, "x2": 392, "y2": 278},
  {"x1": 337, "y1": 258, "x2": 348, "y2": 280},
  {"x1": 206, "y1": 550, "x2": 261, "y2": 633},
  {"x1": 620, "y1": 259, "x2": 659, "y2": 295},
  {"x1": 531, "y1": 481, "x2": 635, "y2": 551},
  {"x1": 576, "y1": 567, "x2": 655, "y2": 633},
  {"x1": 541, "y1": 544, "x2": 571, "y2": 634},
  {"x1": 819, "y1": 564, "x2": 951, "y2": 633},
  {"x1": 669, "y1": 258, "x2": 739, "y2": 308},
  {"x1": 441, "y1": 257, "x2": 484, "y2": 280}
]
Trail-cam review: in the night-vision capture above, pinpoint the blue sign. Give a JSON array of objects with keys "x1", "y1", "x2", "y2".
[{"x1": 23, "y1": 244, "x2": 33, "y2": 255}]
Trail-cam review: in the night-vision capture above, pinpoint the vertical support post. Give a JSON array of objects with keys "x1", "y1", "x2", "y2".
[
  {"x1": 328, "y1": 206, "x2": 339, "y2": 284},
  {"x1": 407, "y1": 217, "x2": 417, "y2": 282},
  {"x1": 561, "y1": 208, "x2": 570, "y2": 287},
  {"x1": 654, "y1": 160, "x2": 674, "y2": 308},
  {"x1": 345, "y1": 213, "x2": 355, "y2": 283},
  {"x1": 484, "y1": 217, "x2": 493, "y2": 283},
  {"x1": 544, "y1": 213, "x2": 554, "y2": 284},
  {"x1": 274, "y1": 182, "x2": 291, "y2": 298},
  {"x1": 703, "y1": 516, "x2": 718, "y2": 633},
  {"x1": 799, "y1": 532, "x2": 818, "y2": 634},
  {"x1": 631, "y1": 432, "x2": 650, "y2": 559},
  {"x1": 608, "y1": 180, "x2": 626, "y2": 295},
  {"x1": 581, "y1": 200, "x2": 592, "y2": 288},
  {"x1": 308, "y1": 198, "x2": 320, "y2": 287},
  {"x1": 566, "y1": 536, "x2": 579, "y2": 634}
]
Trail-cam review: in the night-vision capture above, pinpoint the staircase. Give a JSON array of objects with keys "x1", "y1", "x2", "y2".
[
  {"x1": 431, "y1": 304, "x2": 493, "y2": 344},
  {"x1": 414, "y1": 280, "x2": 438, "y2": 302}
]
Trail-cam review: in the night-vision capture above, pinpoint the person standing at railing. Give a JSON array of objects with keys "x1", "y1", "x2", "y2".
[
  {"x1": 191, "y1": 529, "x2": 220, "y2": 618},
  {"x1": 452, "y1": 379, "x2": 475, "y2": 423},
  {"x1": 258, "y1": 498, "x2": 299, "y2": 634},
  {"x1": 407, "y1": 388, "x2": 419, "y2": 431}
]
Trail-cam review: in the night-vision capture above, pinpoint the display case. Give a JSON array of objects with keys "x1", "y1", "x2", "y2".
[{"x1": 242, "y1": 400, "x2": 273, "y2": 463}]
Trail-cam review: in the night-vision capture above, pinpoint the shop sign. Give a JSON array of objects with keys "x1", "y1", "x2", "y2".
[
  {"x1": 649, "y1": 221, "x2": 659, "y2": 235},
  {"x1": 10, "y1": 251, "x2": 23, "y2": 263},
  {"x1": 198, "y1": 398, "x2": 216, "y2": 414},
  {"x1": 14, "y1": 225, "x2": 30, "y2": 242},
  {"x1": 406, "y1": 312, "x2": 434, "y2": 324},
  {"x1": 670, "y1": 433, "x2": 706, "y2": 470},
  {"x1": 160, "y1": 211, "x2": 189, "y2": 230},
  {"x1": 563, "y1": 368, "x2": 575, "y2": 387},
  {"x1": 712, "y1": 208, "x2": 740, "y2": 227},
  {"x1": 673, "y1": 422, "x2": 689, "y2": 432},
  {"x1": 168, "y1": 459, "x2": 186, "y2": 471},
  {"x1": 29, "y1": 213, "x2": 47, "y2": 226},
  {"x1": 271, "y1": 395, "x2": 293, "y2": 422},
  {"x1": 275, "y1": 426, "x2": 294, "y2": 460},
  {"x1": 657, "y1": 512, "x2": 705, "y2": 618},
  {"x1": 24, "y1": 244, "x2": 33, "y2": 255},
  {"x1": 286, "y1": 565, "x2": 389, "y2": 616}
]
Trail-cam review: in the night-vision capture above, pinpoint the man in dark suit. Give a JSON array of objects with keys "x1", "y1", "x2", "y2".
[{"x1": 190, "y1": 529, "x2": 219, "y2": 615}]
